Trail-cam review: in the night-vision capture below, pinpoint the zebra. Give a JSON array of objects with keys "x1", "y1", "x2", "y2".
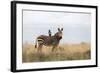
[{"x1": 35, "y1": 28, "x2": 63, "y2": 52}]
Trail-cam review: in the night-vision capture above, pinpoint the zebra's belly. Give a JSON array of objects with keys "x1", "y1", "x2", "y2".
[
  {"x1": 43, "y1": 41, "x2": 52, "y2": 46},
  {"x1": 43, "y1": 40, "x2": 59, "y2": 46}
]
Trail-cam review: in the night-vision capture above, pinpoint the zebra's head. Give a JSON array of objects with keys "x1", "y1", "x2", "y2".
[{"x1": 54, "y1": 28, "x2": 63, "y2": 40}]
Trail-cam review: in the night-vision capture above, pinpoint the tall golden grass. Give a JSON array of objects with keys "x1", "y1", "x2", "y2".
[{"x1": 22, "y1": 42, "x2": 91, "y2": 63}]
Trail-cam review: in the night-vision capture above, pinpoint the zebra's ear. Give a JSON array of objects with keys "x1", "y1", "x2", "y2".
[
  {"x1": 48, "y1": 30, "x2": 51, "y2": 37},
  {"x1": 48, "y1": 30, "x2": 51, "y2": 34},
  {"x1": 58, "y1": 28, "x2": 60, "y2": 31},
  {"x1": 61, "y1": 28, "x2": 63, "y2": 31}
]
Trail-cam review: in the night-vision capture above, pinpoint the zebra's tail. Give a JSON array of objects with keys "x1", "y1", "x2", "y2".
[{"x1": 35, "y1": 39, "x2": 37, "y2": 48}]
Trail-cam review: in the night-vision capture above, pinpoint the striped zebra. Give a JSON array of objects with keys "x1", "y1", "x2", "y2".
[{"x1": 35, "y1": 28, "x2": 63, "y2": 52}]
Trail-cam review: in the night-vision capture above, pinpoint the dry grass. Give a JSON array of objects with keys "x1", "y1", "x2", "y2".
[{"x1": 22, "y1": 42, "x2": 91, "y2": 63}]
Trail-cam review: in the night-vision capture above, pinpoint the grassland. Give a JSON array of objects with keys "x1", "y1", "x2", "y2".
[{"x1": 22, "y1": 42, "x2": 91, "y2": 63}]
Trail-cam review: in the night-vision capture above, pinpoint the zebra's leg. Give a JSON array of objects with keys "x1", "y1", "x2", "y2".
[
  {"x1": 37, "y1": 44, "x2": 43, "y2": 53},
  {"x1": 52, "y1": 45, "x2": 57, "y2": 52}
]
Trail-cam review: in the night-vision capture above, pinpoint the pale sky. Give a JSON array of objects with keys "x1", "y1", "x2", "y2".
[{"x1": 23, "y1": 10, "x2": 91, "y2": 44}]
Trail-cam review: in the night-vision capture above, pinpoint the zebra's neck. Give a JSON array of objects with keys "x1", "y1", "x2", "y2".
[{"x1": 52, "y1": 35, "x2": 62, "y2": 41}]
